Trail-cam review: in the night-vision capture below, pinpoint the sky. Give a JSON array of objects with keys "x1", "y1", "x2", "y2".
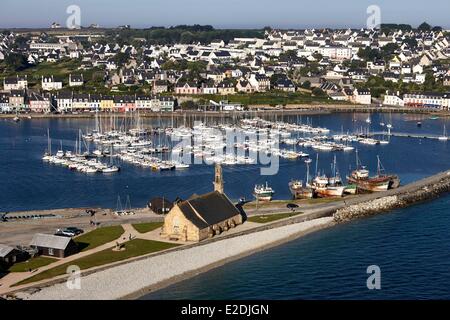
[{"x1": 0, "y1": 0, "x2": 449, "y2": 29}]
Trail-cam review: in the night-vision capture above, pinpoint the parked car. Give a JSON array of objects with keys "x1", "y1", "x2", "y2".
[{"x1": 55, "y1": 227, "x2": 84, "y2": 237}]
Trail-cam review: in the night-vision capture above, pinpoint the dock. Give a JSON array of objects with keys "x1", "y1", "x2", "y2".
[{"x1": 371, "y1": 131, "x2": 448, "y2": 141}]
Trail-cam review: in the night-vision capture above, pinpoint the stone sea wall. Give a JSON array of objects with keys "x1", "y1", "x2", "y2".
[{"x1": 334, "y1": 171, "x2": 450, "y2": 223}]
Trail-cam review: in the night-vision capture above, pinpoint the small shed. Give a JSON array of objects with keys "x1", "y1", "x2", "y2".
[
  {"x1": 0, "y1": 244, "x2": 28, "y2": 266},
  {"x1": 148, "y1": 197, "x2": 173, "y2": 215},
  {"x1": 29, "y1": 234, "x2": 78, "y2": 258}
]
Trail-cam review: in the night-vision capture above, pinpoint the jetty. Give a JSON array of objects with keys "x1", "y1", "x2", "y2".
[
  {"x1": 372, "y1": 131, "x2": 448, "y2": 141},
  {"x1": 2, "y1": 169, "x2": 450, "y2": 299}
]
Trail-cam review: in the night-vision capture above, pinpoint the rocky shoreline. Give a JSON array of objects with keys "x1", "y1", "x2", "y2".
[{"x1": 334, "y1": 170, "x2": 450, "y2": 222}]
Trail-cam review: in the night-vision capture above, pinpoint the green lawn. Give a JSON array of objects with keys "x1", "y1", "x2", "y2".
[
  {"x1": 8, "y1": 257, "x2": 58, "y2": 273},
  {"x1": 247, "y1": 212, "x2": 302, "y2": 223},
  {"x1": 74, "y1": 225, "x2": 125, "y2": 252},
  {"x1": 132, "y1": 222, "x2": 163, "y2": 234},
  {"x1": 15, "y1": 239, "x2": 179, "y2": 286}
]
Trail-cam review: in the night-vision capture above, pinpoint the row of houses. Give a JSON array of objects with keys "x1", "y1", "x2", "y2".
[
  {"x1": 383, "y1": 91, "x2": 450, "y2": 109},
  {"x1": 1, "y1": 27, "x2": 449, "y2": 109},
  {"x1": 0, "y1": 90, "x2": 176, "y2": 113},
  {"x1": 3, "y1": 74, "x2": 85, "y2": 92}
]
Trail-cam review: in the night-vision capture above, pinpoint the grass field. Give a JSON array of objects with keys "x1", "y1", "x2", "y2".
[
  {"x1": 132, "y1": 222, "x2": 163, "y2": 234},
  {"x1": 74, "y1": 225, "x2": 124, "y2": 252},
  {"x1": 15, "y1": 239, "x2": 180, "y2": 286},
  {"x1": 247, "y1": 212, "x2": 302, "y2": 223},
  {"x1": 8, "y1": 257, "x2": 58, "y2": 273}
]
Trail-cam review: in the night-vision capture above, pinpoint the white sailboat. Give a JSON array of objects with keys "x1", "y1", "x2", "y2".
[
  {"x1": 42, "y1": 129, "x2": 52, "y2": 161},
  {"x1": 438, "y1": 125, "x2": 448, "y2": 141}
]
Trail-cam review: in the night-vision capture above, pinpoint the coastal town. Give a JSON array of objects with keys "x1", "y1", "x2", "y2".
[
  {"x1": 1, "y1": 21, "x2": 450, "y2": 302},
  {"x1": 0, "y1": 23, "x2": 450, "y2": 115}
]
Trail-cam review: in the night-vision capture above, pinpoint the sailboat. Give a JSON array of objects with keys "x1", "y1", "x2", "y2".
[
  {"x1": 102, "y1": 146, "x2": 120, "y2": 173},
  {"x1": 114, "y1": 195, "x2": 124, "y2": 216},
  {"x1": 124, "y1": 195, "x2": 135, "y2": 215},
  {"x1": 438, "y1": 125, "x2": 448, "y2": 141},
  {"x1": 42, "y1": 129, "x2": 52, "y2": 161},
  {"x1": 289, "y1": 158, "x2": 314, "y2": 199}
]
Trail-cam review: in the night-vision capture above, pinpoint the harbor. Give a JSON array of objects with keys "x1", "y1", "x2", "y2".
[
  {"x1": 1, "y1": 111, "x2": 449, "y2": 213},
  {"x1": 1, "y1": 110, "x2": 450, "y2": 298},
  {"x1": 2, "y1": 166, "x2": 450, "y2": 299}
]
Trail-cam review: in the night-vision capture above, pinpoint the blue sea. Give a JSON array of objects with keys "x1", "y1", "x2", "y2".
[
  {"x1": 142, "y1": 194, "x2": 450, "y2": 300},
  {"x1": 1, "y1": 112, "x2": 450, "y2": 299},
  {"x1": 1, "y1": 112, "x2": 449, "y2": 212}
]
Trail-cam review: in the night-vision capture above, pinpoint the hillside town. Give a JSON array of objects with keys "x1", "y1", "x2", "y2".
[{"x1": 0, "y1": 24, "x2": 450, "y2": 113}]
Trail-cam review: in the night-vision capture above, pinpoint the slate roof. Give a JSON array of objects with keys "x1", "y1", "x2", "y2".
[
  {"x1": 30, "y1": 234, "x2": 72, "y2": 250},
  {"x1": 178, "y1": 191, "x2": 241, "y2": 229},
  {"x1": 0, "y1": 244, "x2": 15, "y2": 258}
]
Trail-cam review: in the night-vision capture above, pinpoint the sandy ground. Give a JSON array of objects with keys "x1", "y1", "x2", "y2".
[
  {"x1": 16, "y1": 217, "x2": 334, "y2": 300},
  {"x1": 0, "y1": 208, "x2": 163, "y2": 246}
]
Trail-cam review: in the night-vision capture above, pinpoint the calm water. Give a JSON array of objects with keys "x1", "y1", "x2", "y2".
[
  {"x1": 143, "y1": 194, "x2": 450, "y2": 300},
  {"x1": 0, "y1": 112, "x2": 448, "y2": 212}
]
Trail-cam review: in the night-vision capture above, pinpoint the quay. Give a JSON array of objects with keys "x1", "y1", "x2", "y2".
[
  {"x1": 372, "y1": 131, "x2": 449, "y2": 141},
  {"x1": 1, "y1": 104, "x2": 450, "y2": 121},
  {"x1": 2, "y1": 169, "x2": 450, "y2": 299}
]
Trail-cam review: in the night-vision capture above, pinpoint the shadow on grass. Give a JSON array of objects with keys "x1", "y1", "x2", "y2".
[{"x1": 75, "y1": 242, "x2": 90, "y2": 252}]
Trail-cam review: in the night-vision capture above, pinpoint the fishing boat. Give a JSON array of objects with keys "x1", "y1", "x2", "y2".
[
  {"x1": 347, "y1": 151, "x2": 400, "y2": 192},
  {"x1": 253, "y1": 182, "x2": 275, "y2": 201},
  {"x1": 289, "y1": 159, "x2": 314, "y2": 199},
  {"x1": 311, "y1": 156, "x2": 345, "y2": 197}
]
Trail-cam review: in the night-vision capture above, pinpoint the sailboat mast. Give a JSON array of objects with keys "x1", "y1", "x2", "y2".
[{"x1": 315, "y1": 153, "x2": 319, "y2": 176}]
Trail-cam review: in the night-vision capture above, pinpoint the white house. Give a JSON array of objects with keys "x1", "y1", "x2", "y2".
[
  {"x1": 383, "y1": 91, "x2": 405, "y2": 106},
  {"x1": 42, "y1": 76, "x2": 63, "y2": 91},
  {"x1": 353, "y1": 88, "x2": 371, "y2": 105}
]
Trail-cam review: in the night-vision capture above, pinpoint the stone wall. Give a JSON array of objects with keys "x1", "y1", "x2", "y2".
[
  {"x1": 334, "y1": 196, "x2": 399, "y2": 222},
  {"x1": 333, "y1": 171, "x2": 450, "y2": 223}
]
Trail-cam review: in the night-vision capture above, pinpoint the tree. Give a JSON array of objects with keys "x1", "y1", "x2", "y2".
[
  {"x1": 357, "y1": 47, "x2": 381, "y2": 61},
  {"x1": 4, "y1": 53, "x2": 29, "y2": 71},
  {"x1": 312, "y1": 87, "x2": 326, "y2": 97},
  {"x1": 432, "y1": 26, "x2": 443, "y2": 32},
  {"x1": 180, "y1": 100, "x2": 197, "y2": 110},
  {"x1": 113, "y1": 52, "x2": 130, "y2": 67},
  {"x1": 418, "y1": 22, "x2": 431, "y2": 32},
  {"x1": 301, "y1": 81, "x2": 311, "y2": 89}
]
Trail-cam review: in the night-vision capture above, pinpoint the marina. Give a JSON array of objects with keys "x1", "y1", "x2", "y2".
[{"x1": 1, "y1": 111, "x2": 449, "y2": 212}]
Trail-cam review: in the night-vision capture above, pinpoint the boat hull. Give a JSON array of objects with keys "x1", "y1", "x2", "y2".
[
  {"x1": 347, "y1": 175, "x2": 399, "y2": 192},
  {"x1": 314, "y1": 186, "x2": 345, "y2": 198},
  {"x1": 289, "y1": 185, "x2": 314, "y2": 199}
]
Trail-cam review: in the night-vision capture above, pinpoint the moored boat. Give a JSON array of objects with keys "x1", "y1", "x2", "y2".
[
  {"x1": 347, "y1": 151, "x2": 399, "y2": 192},
  {"x1": 253, "y1": 182, "x2": 275, "y2": 201}
]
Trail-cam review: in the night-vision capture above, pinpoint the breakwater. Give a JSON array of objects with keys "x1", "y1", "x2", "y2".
[{"x1": 334, "y1": 170, "x2": 450, "y2": 222}]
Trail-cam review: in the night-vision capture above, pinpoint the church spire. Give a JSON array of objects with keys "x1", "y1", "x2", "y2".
[{"x1": 213, "y1": 163, "x2": 224, "y2": 193}]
